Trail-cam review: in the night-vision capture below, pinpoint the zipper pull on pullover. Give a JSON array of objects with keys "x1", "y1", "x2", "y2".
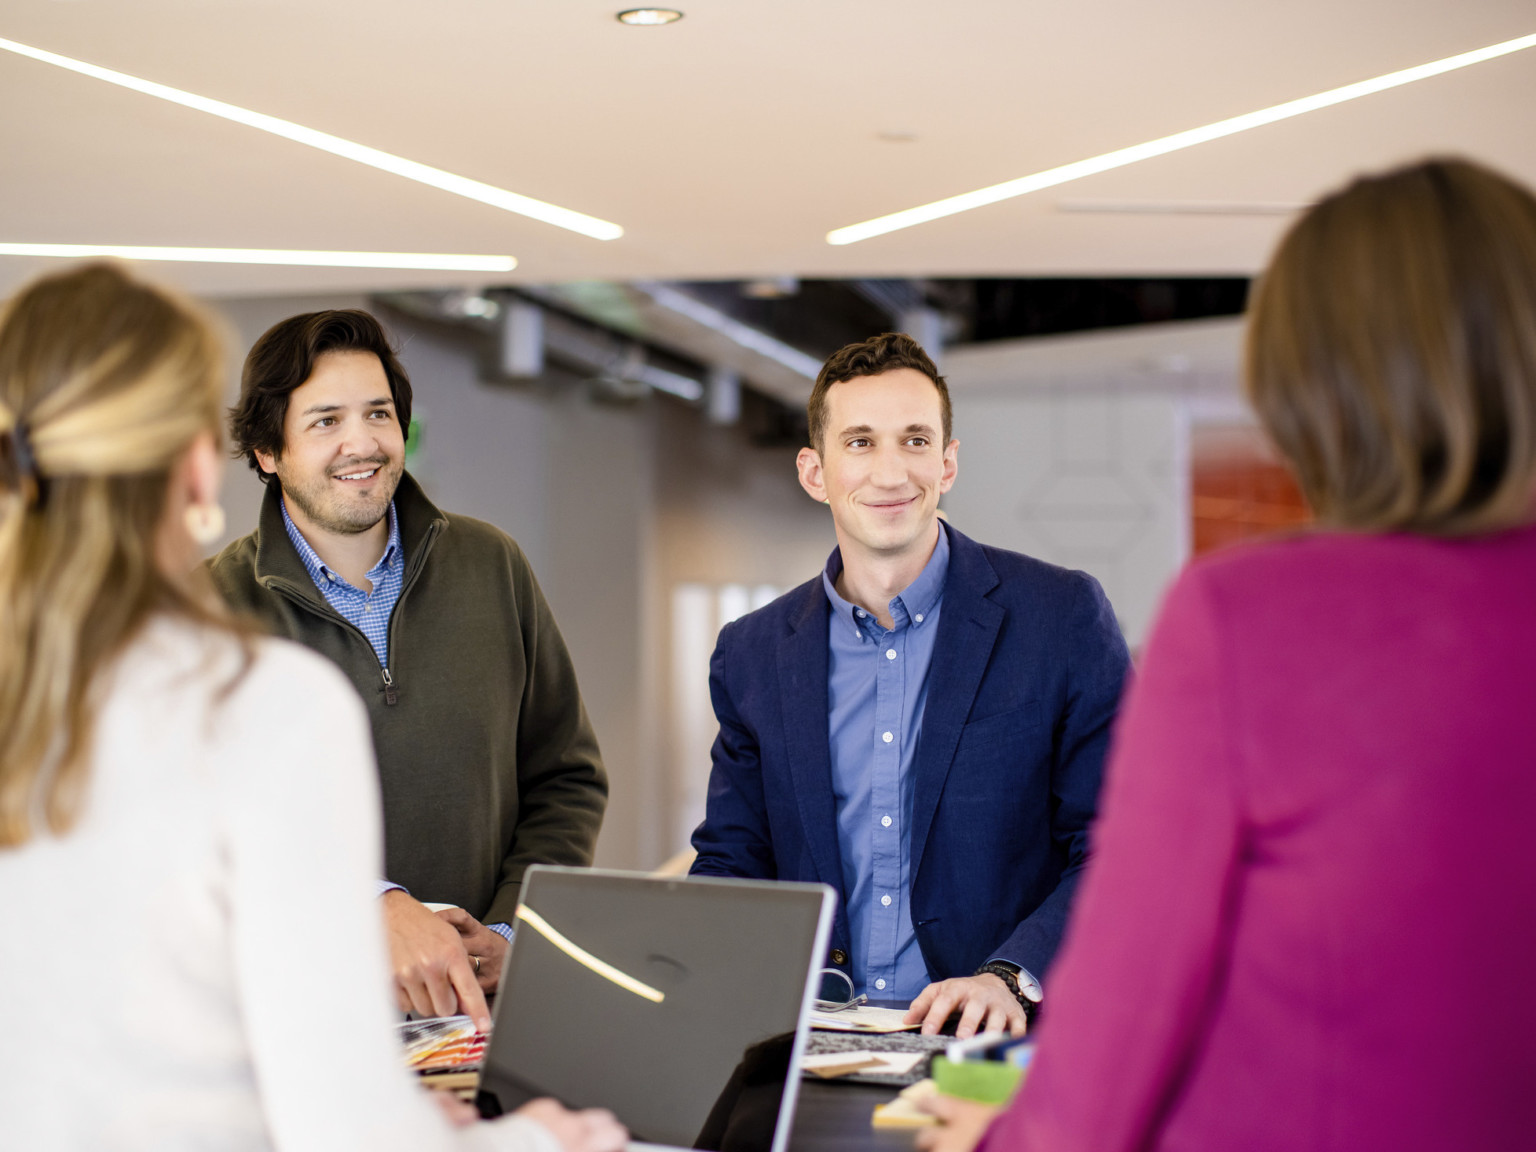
[{"x1": 382, "y1": 667, "x2": 398, "y2": 706}]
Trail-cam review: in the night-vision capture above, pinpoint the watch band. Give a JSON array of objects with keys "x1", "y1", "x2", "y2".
[{"x1": 975, "y1": 961, "x2": 1041, "y2": 1023}]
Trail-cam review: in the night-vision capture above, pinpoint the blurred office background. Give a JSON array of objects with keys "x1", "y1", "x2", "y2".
[{"x1": 0, "y1": 1, "x2": 1527, "y2": 868}]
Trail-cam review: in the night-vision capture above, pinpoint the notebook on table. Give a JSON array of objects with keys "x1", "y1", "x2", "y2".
[{"x1": 477, "y1": 865, "x2": 835, "y2": 1152}]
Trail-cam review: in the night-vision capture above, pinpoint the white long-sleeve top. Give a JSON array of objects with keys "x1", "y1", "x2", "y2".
[{"x1": 0, "y1": 616, "x2": 559, "y2": 1152}]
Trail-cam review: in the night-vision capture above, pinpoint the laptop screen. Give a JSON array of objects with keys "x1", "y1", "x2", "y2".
[{"x1": 480, "y1": 867, "x2": 834, "y2": 1151}]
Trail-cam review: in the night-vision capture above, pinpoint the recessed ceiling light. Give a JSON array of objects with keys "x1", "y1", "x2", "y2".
[
  {"x1": 0, "y1": 35, "x2": 622, "y2": 241},
  {"x1": 0, "y1": 243, "x2": 517, "y2": 272},
  {"x1": 617, "y1": 9, "x2": 683, "y2": 26},
  {"x1": 828, "y1": 30, "x2": 1536, "y2": 245}
]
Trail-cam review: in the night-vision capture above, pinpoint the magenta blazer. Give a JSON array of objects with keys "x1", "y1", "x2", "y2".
[{"x1": 982, "y1": 525, "x2": 1536, "y2": 1151}]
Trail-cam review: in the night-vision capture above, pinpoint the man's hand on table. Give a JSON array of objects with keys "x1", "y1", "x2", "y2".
[
  {"x1": 436, "y1": 905, "x2": 509, "y2": 994},
  {"x1": 904, "y1": 974, "x2": 1028, "y2": 1039},
  {"x1": 381, "y1": 890, "x2": 491, "y2": 1030},
  {"x1": 915, "y1": 1095, "x2": 1000, "y2": 1152}
]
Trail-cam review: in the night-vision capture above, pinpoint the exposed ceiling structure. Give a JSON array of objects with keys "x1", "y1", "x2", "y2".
[{"x1": 1, "y1": 1, "x2": 1533, "y2": 299}]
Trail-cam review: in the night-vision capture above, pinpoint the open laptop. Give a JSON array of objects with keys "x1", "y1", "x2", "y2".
[{"x1": 477, "y1": 866, "x2": 836, "y2": 1152}]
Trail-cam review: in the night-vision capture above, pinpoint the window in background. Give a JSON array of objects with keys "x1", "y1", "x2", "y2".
[{"x1": 668, "y1": 583, "x2": 784, "y2": 856}]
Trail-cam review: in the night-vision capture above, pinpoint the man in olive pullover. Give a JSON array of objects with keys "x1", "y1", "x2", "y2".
[{"x1": 209, "y1": 309, "x2": 606, "y2": 1029}]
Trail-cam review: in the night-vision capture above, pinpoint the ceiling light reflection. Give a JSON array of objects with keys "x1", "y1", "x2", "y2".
[{"x1": 515, "y1": 904, "x2": 665, "y2": 1003}]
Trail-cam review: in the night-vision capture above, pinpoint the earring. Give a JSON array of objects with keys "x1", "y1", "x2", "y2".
[{"x1": 184, "y1": 501, "x2": 226, "y2": 546}]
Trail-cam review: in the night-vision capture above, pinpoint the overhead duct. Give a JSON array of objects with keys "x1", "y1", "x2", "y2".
[
  {"x1": 498, "y1": 299, "x2": 545, "y2": 378},
  {"x1": 377, "y1": 287, "x2": 706, "y2": 403},
  {"x1": 707, "y1": 366, "x2": 742, "y2": 426},
  {"x1": 516, "y1": 281, "x2": 820, "y2": 408}
]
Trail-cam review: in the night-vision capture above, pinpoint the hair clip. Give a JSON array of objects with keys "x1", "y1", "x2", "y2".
[{"x1": 0, "y1": 420, "x2": 43, "y2": 506}]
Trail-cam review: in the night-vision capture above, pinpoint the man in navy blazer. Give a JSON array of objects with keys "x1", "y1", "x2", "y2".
[{"x1": 691, "y1": 333, "x2": 1129, "y2": 1039}]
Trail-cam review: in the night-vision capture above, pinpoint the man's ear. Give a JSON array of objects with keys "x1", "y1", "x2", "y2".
[
  {"x1": 796, "y1": 446, "x2": 827, "y2": 503},
  {"x1": 253, "y1": 446, "x2": 279, "y2": 476},
  {"x1": 938, "y1": 438, "x2": 959, "y2": 495}
]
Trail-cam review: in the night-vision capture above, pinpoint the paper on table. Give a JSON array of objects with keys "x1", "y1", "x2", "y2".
[
  {"x1": 802, "y1": 1050, "x2": 926, "y2": 1079},
  {"x1": 871, "y1": 1079, "x2": 939, "y2": 1129},
  {"x1": 809, "y1": 1004, "x2": 920, "y2": 1033}
]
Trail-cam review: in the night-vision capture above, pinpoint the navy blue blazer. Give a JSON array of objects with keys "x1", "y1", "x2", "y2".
[{"x1": 690, "y1": 524, "x2": 1130, "y2": 984}]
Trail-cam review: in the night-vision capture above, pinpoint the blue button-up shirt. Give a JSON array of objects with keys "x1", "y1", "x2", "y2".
[
  {"x1": 822, "y1": 525, "x2": 950, "y2": 1000},
  {"x1": 280, "y1": 497, "x2": 404, "y2": 668}
]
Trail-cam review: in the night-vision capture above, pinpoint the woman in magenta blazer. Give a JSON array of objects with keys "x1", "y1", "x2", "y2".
[{"x1": 923, "y1": 157, "x2": 1536, "y2": 1152}]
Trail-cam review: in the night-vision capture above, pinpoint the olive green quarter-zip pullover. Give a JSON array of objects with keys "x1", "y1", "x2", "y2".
[{"x1": 207, "y1": 472, "x2": 607, "y2": 926}]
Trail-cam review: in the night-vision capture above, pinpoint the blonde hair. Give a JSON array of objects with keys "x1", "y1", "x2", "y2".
[
  {"x1": 1247, "y1": 157, "x2": 1536, "y2": 534},
  {"x1": 0, "y1": 263, "x2": 239, "y2": 847}
]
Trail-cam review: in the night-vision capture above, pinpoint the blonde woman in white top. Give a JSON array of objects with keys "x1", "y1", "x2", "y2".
[{"x1": 0, "y1": 263, "x2": 626, "y2": 1152}]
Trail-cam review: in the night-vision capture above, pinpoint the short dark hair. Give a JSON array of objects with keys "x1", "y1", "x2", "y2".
[
  {"x1": 1248, "y1": 156, "x2": 1536, "y2": 535},
  {"x1": 230, "y1": 309, "x2": 413, "y2": 481},
  {"x1": 807, "y1": 332, "x2": 952, "y2": 453}
]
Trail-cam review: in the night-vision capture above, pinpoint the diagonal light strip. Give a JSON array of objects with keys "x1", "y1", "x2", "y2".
[
  {"x1": 515, "y1": 904, "x2": 665, "y2": 1003},
  {"x1": 0, "y1": 35, "x2": 623, "y2": 242},
  {"x1": 827, "y1": 31, "x2": 1536, "y2": 245},
  {"x1": 635, "y1": 280, "x2": 824, "y2": 378},
  {"x1": 0, "y1": 243, "x2": 516, "y2": 271}
]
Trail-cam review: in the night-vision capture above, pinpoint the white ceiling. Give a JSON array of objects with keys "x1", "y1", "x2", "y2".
[{"x1": 1, "y1": 0, "x2": 1533, "y2": 298}]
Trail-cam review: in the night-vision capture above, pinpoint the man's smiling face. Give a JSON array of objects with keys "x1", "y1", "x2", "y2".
[
  {"x1": 798, "y1": 367, "x2": 958, "y2": 562},
  {"x1": 256, "y1": 349, "x2": 406, "y2": 537}
]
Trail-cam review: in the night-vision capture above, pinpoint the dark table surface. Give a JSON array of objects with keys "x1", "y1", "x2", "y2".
[
  {"x1": 788, "y1": 1079, "x2": 912, "y2": 1151},
  {"x1": 786, "y1": 1000, "x2": 923, "y2": 1151}
]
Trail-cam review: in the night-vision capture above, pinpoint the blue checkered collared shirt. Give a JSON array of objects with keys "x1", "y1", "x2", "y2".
[
  {"x1": 280, "y1": 496, "x2": 514, "y2": 945},
  {"x1": 279, "y1": 496, "x2": 404, "y2": 667}
]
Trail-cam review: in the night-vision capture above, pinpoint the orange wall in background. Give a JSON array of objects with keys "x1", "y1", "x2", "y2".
[{"x1": 1192, "y1": 430, "x2": 1311, "y2": 556}]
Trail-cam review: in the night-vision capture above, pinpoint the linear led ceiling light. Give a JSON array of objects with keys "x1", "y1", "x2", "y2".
[
  {"x1": 0, "y1": 35, "x2": 623, "y2": 242},
  {"x1": 0, "y1": 243, "x2": 517, "y2": 272},
  {"x1": 827, "y1": 31, "x2": 1536, "y2": 245}
]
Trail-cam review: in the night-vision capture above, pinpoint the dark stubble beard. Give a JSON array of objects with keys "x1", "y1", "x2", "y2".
[{"x1": 277, "y1": 453, "x2": 404, "y2": 536}]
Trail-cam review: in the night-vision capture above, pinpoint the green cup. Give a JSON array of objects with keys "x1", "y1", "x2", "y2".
[{"x1": 930, "y1": 1056, "x2": 1024, "y2": 1106}]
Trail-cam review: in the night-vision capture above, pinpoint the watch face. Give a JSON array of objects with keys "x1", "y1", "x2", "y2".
[{"x1": 991, "y1": 961, "x2": 1042, "y2": 1002}]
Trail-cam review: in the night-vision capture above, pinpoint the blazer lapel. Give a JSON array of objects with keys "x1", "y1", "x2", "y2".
[
  {"x1": 777, "y1": 583, "x2": 847, "y2": 895},
  {"x1": 910, "y1": 528, "x2": 1004, "y2": 879}
]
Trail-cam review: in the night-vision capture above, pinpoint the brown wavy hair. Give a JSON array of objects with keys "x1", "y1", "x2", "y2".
[
  {"x1": 1247, "y1": 157, "x2": 1536, "y2": 534},
  {"x1": 230, "y1": 309, "x2": 413, "y2": 482},
  {"x1": 0, "y1": 263, "x2": 241, "y2": 847},
  {"x1": 807, "y1": 332, "x2": 952, "y2": 454}
]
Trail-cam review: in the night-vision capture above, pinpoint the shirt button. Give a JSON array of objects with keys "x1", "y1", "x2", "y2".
[
  {"x1": 875, "y1": 978, "x2": 887, "y2": 991},
  {"x1": 881, "y1": 815, "x2": 892, "y2": 828},
  {"x1": 856, "y1": 609, "x2": 866, "y2": 618},
  {"x1": 881, "y1": 894, "x2": 892, "y2": 907},
  {"x1": 325, "y1": 572, "x2": 335, "y2": 582},
  {"x1": 885, "y1": 649, "x2": 896, "y2": 660},
  {"x1": 915, "y1": 614, "x2": 924, "y2": 623},
  {"x1": 882, "y1": 731, "x2": 893, "y2": 744}
]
